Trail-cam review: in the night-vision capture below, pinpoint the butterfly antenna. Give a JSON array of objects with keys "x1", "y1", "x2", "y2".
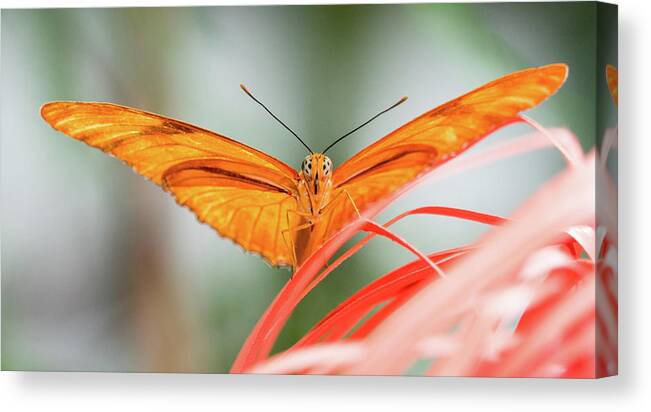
[
  {"x1": 240, "y1": 84, "x2": 313, "y2": 154},
  {"x1": 322, "y1": 96, "x2": 408, "y2": 154}
]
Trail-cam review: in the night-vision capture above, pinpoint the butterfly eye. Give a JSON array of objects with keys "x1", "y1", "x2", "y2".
[
  {"x1": 323, "y1": 157, "x2": 333, "y2": 176},
  {"x1": 302, "y1": 158, "x2": 312, "y2": 177}
]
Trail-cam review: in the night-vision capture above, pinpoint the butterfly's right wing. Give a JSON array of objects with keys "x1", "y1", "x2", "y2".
[
  {"x1": 41, "y1": 102, "x2": 301, "y2": 267},
  {"x1": 606, "y1": 65, "x2": 618, "y2": 105},
  {"x1": 328, "y1": 64, "x2": 569, "y2": 230}
]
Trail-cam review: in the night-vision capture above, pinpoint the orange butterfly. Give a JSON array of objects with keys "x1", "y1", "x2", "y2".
[
  {"x1": 606, "y1": 64, "x2": 618, "y2": 105},
  {"x1": 41, "y1": 63, "x2": 567, "y2": 269}
]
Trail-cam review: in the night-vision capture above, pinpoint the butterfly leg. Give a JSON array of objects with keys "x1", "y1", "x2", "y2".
[
  {"x1": 342, "y1": 189, "x2": 362, "y2": 219},
  {"x1": 310, "y1": 190, "x2": 362, "y2": 269},
  {"x1": 318, "y1": 189, "x2": 362, "y2": 220},
  {"x1": 281, "y1": 209, "x2": 316, "y2": 270}
]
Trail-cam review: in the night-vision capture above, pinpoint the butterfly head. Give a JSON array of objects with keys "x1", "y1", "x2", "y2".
[
  {"x1": 301, "y1": 153, "x2": 333, "y2": 182},
  {"x1": 300, "y1": 153, "x2": 334, "y2": 207}
]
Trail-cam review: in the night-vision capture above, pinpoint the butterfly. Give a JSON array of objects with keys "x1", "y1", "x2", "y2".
[
  {"x1": 41, "y1": 63, "x2": 567, "y2": 269},
  {"x1": 606, "y1": 64, "x2": 618, "y2": 105}
]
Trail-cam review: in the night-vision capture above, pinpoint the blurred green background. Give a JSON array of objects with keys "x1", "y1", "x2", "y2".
[{"x1": 1, "y1": 3, "x2": 614, "y2": 372}]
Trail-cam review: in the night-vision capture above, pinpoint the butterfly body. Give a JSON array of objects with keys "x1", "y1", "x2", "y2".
[
  {"x1": 41, "y1": 63, "x2": 568, "y2": 270},
  {"x1": 293, "y1": 153, "x2": 347, "y2": 266}
]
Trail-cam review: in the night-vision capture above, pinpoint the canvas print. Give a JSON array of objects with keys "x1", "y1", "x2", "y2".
[{"x1": 1, "y1": 2, "x2": 618, "y2": 377}]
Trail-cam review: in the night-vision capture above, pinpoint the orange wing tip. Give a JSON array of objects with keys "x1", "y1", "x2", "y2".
[
  {"x1": 40, "y1": 101, "x2": 56, "y2": 115},
  {"x1": 530, "y1": 63, "x2": 569, "y2": 98},
  {"x1": 605, "y1": 64, "x2": 618, "y2": 84},
  {"x1": 40, "y1": 101, "x2": 63, "y2": 124},
  {"x1": 541, "y1": 63, "x2": 569, "y2": 85},
  {"x1": 605, "y1": 64, "x2": 618, "y2": 105},
  {"x1": 40, "y1": 101, "x2": 77, "y2": 121}
]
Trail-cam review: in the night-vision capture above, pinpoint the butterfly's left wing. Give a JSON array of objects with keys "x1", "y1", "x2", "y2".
[
  {"x1": 41, "y1": 102, "x2": 301, "y2": 267},
  {"x1": 324, "y1": 63, "x2": 568, "y2": 234}
]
